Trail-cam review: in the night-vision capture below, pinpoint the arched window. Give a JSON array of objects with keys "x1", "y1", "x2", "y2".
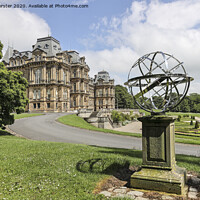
[
  {"x1": 47, "y1": 89, "x2": 51, "y2": 99},
  {"x1": 55, "y1": 89, "x2": 58, "y2": 98},
  {"x1": 99, "y1": 89, "x2": 103, "y2": 97},
  {"x1": 63, "y1": 71, "x2": 66, "y2": 84},
  {"x1": 63, "y1": 89, "x2": 67, "y2": 100},
  {"x1": 73, "y1": 97, "x2": 76, "y2": 107},
  {"x1": 56, "y1": 70, "x2": 58, "y2": 82},
  {"x1": 47, "y1": 70, "x2": 51, "y2": 83},
  {"x1": 33, "y1": 90, "x2": 36, "y2": 100},
  {"x1": 73, "y1": 83, "x2": 76, "y2": 92},
  {"x1": 35, "y1": 69, "x2": 41, "y2": 84},
  {"x1": 37, "y1": 90, "x2": 41, "y2": 99},
  {"x1": 73, "y1": 69, "x2": 76, "y2": 78}
]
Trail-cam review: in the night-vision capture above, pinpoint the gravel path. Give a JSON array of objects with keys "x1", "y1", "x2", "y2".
[{"x1": 113, "y1": 121, "x2": 142, "y2": 133}]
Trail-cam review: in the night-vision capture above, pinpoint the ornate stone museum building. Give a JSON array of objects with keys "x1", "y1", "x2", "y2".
[{"x1": 2, "y1": 36, "x2": 115, "y2": 112}]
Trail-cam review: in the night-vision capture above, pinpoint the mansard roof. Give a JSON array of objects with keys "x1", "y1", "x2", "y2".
[
  {"x1": 32, "y1": 36, "x2": 62, "y2": 57},
  {"x1": 67, "y1": 50, "x2": 81, "y2": 63},
  {"x1": 3, "y1": 46, "x2": 32, "y2": 63},
  {"x1": 96, "y1": 70, "x2": 111, "y2": 82},
  {"x1": 2, "y1": 46, "x2": 14, "y2": 64}
]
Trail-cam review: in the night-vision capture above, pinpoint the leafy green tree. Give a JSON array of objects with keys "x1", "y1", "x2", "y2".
[
  {"x1": 180, "y1": 98, "x2": 190, "y2": 112},
  {"x1": 0, "y1": 41, "x2": 28, "y2": 128},
  {"x1": 115, "y1": 85, "x2": 135, "y2": 109},
  {"x1": 152, "y1": 96, "x2": 164, "y2": 109}
]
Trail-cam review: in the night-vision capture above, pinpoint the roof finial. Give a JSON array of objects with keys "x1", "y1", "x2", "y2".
[{"x1": 48, "y1": 28, "x2": 50, "y2": 37}]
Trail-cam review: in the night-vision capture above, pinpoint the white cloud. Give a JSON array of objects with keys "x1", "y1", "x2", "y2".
[
  {"x1": 82, "y1": 0, "x2": 200, "y2": 93},
  {"x1": 72, "y1": 0, "x2": 94, "y2": 4},
  {"x1": 0, "y1": 9, "x2": 50, "y2": 53},
  {"x1": 0, "y1": 0, "x2": 21, "y2": 3}
]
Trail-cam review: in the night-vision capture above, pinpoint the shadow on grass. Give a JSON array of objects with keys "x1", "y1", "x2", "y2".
[
  {"x1": 76, "y1": 147, "x2": 142, "y2": 185},
  {"x1": 0, "y1": 129, "x2": 12, "y2": 136},
  {"x1": 76, "y1": 158, "x2": 137, "y2": 185}
]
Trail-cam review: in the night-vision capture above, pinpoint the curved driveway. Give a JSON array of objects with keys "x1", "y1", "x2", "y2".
[{"x1": 9, "y1": 113, "x2": 200, "y2": 156}]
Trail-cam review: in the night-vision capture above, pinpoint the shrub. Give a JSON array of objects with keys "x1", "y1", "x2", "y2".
[
  {"x1": 177, "y1": 115, "x2": 181, "y2": 121},
  {"x1": 111, "y1": 110, "x2": 122, "y2": 123},
  {"x1": 120, "y1": 113, "x2": 126, "y2": 122},
  {"x1": 125, "y1": 113, "x2": 131, "y2": 121},
  {"x1": 195, "y1": 121, "x2": 199, "y2": 129}
]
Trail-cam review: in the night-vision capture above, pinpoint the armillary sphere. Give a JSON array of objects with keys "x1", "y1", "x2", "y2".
[{"x1": 125, "y1": 51, "x2": 193, "y2": 114}]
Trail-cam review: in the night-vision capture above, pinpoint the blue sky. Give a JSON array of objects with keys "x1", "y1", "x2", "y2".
[
  {"x1": 1, "y1": 0, "x2": 200, "y2": 93},
  {"x1": 25, "y1": 0, "x2": 133, "y2": 51}
]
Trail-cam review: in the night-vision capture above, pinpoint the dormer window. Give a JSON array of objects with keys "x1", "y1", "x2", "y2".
[
  {"x1": 73, "y1": 69, "x2": 76, "y2": 78},
  {"x1": 10, "y1": 61, "x2": 14, "y2": 67},
  {"x1": 44, "y1": 44, "x2": 49, "y2": 49}
]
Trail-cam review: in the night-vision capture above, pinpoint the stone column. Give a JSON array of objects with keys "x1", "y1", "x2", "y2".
[
  {"x1": 130, "y1": 115, "x2": 187, "y2": 195},
  {"x1": 60, "y1": 68, "x2": 64, "y2": 83},
  {"x1": 51, "y1": 67, "x2": 53, "y2": 81},
  {"x1": 29, "y1": 68, "x2": 32, "y2": 83},
  {"x1": 42, "y1": 66, "x2": 46, "y2": 83}
]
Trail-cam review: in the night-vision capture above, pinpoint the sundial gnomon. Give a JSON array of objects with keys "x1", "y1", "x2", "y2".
[{"x1": 125, "y1": 51, "x2": 193, "y2": 114}]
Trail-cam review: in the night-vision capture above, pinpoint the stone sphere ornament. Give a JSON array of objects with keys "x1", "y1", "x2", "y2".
[{"x1": 125, "y1": 51, "x2": 193, "y2": 114}]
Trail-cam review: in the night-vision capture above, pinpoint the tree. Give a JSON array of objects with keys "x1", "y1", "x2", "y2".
[
  {"x1": 0, "y1": 41, "x2": 28, "y2": 128},
  {"x1": 115, "y1": 85, "x2": 135, "y2": 109}
]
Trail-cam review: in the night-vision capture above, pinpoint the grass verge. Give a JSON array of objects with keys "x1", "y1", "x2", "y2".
[
  {"x1": 57, "y1": 114, "x2": 141, "y2": 138},
  {"x1": 0, "y1": 130, "x2": 199, "y2": 199},
  {"x1": 13, "y1": 113, "x2": 43, "y2": 120},
  {"x1": 58, "y1": 114, "x2": 200, "y2": 145}
]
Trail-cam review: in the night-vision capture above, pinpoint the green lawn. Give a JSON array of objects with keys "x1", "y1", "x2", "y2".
[
  {"x1": 0, "y1": 130, "x2": 199, "y2": 199},
  {"x1": 13, "y1": 113, "x2": 43, "y2": 120},
  {"x1": 57, "y1": 114, "x2": 141, "y2": 138},
  {"x1": 58, "y1": 114, "x2": 200, "y2": 145}
]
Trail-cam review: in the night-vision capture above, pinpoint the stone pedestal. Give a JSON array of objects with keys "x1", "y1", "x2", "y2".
[{"x1": 130, "y1": 115, "x2": 187, "y2": 195}]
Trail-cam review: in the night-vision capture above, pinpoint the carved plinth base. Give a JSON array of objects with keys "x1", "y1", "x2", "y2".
[
  {"x1": 130, "y1": 115, "x2": 187, "y2": 195},
  {"x1": 131, "y1": 166, "x2": 187, "y2": 195}
]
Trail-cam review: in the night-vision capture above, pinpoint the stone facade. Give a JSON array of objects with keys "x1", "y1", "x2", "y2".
[
  {"x1": 2, "y1": 36, "x2": 115, "y2": 112},
  {"x1": 94, "y1": 71, "x2": 115, "y2": 111}
]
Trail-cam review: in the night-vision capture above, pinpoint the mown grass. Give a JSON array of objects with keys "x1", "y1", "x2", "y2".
[
  {"x1": 13, "y1": 113, "x2": 43, "y2": 120},
  {"x1": 58, "y1": 114, "x2": 200, "y2": 145},
  {"x1": 0, "y1": 130, "x2": 199, "y2": 199},
  {"x1": 166, "y1": 112, "x2": 200, "y2": 133},
  {"x1": 57, "y1": 114, "x2": 141, "y2": 138}
]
